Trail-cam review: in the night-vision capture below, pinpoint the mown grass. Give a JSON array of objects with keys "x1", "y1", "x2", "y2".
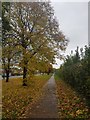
[
  {"x1": 55, "y1": 74, "x2": 90, "y2": 119},
  {"x1": 2, "y1": 74, "x2": 51, "y2": 119}
]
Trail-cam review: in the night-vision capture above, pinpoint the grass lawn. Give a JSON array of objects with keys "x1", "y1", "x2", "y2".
[
  {"x1": 2, "y1": 74, "x2": 51, "y2": 119},
  {"x1": 55, "y1": 75, "x2": 90, "y2": 119}
]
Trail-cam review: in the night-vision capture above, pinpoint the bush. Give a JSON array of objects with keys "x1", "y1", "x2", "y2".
[{"x1": 57, "y1": 46, "x2": 90, "y2": 107}]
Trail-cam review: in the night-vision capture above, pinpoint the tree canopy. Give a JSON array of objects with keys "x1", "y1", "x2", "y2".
[{"x1": 2, "y1": 2, "x2": 68, "y2": 85}]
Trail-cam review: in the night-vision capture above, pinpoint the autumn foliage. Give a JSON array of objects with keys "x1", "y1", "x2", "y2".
[
  {"x1": 2, "y1": 2, "x2": 68, "y2": 84},
  {"x1": 2, "y1": 75, "x2": 51, "y2": 119},
  {"x1": 56, "y1": 46, "x2": 90, "y2": 107},
  {"x1": 55, "y1": 75, "x2": 89, "y2": 119}
]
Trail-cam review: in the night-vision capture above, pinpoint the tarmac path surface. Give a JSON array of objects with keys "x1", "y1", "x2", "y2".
[{"x1": 24, "y1": 75, "x2": 59, "y2": 118}]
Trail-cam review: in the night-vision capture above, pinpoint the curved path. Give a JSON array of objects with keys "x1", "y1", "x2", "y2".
[{"x1": 25, "y1": 75, "x2": 59, "y2": 118}]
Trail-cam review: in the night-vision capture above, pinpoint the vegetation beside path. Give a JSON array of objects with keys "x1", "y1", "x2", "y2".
[
  {"x1": 2, "y1": 74, "x2": 51, "y2": 119},
  {"x1": 55, "y1": 75, "x2": 90, "y2": 119}
]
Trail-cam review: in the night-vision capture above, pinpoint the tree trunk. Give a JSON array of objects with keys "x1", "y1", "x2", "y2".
[
  {"x1": 6, "y1": 58, "x2": 10, "y2": 82},
  {"x1": 6, "y1": 70, "x2": 9, "y2": 82},
  {"x1": 47, "y1": 72, "x2": 49, "y2": 75},
  {"x1": 22, "y1": 66, "x2": 27, "y2": 86},
  {"x1": 22, "y1": 37, "x2": 28, "y2": 86}
]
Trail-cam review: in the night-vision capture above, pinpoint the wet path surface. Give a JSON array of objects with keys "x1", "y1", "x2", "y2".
[{"x1": 25, "y1": 75, "x2": 59, "y2": 118}]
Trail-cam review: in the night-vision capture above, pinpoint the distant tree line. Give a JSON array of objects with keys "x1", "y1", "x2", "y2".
[{"x1": 56, "y1": 46, "x2": 90, "y2": 107}]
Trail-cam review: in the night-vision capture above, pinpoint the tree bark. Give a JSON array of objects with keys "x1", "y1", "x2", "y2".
[
  {"x1": 6, "y1": 70, "x2": 9, "y2": 82},
  {"x1": 6, "y1": 58, "x2": 10, "y2": 82},
  {"x1": 22, "y1": 65, "x2": 27, "y2": 86},
  {"x1": 23, "y1": 66, "x2": 27, "y2": 79}
]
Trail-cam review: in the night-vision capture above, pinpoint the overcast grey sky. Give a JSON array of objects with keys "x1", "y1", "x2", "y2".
[{"x1": 51, "y1": 2, "x2": 88, "y2": 68}]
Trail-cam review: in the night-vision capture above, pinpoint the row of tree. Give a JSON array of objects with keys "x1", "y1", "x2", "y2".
[
  {"x1": 2, "y1": 2, "x2": 68, "y2": 86},
  {"x1": 56, "y1": 46, "x2": 90, "y2": 107}
]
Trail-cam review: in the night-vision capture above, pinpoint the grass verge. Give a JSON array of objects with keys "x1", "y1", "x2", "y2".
[
  {"x1": 2, "y1": 74, "x2": 51, "y2": 119},
  {"x1": 55, "y1": 74, "x2": 90, "y2": 119}
]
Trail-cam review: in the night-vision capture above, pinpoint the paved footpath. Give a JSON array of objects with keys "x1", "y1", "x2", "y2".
[{"x1": 24, "y1": 75, "x2": 59, "y2": 118}]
